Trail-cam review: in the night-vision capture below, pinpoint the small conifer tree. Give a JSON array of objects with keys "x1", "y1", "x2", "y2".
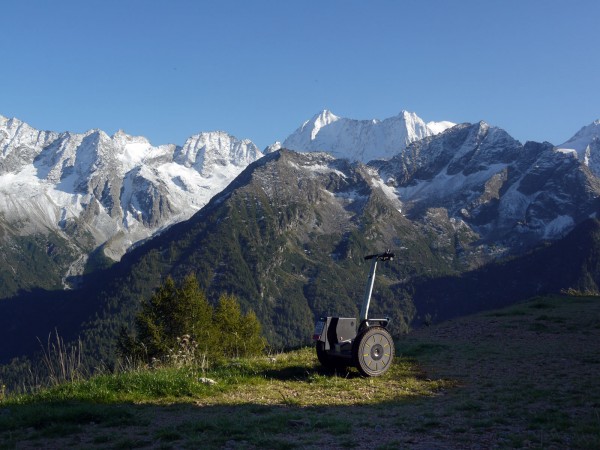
[
  {"x1": 214, "y1": 294, "x2": 266, "y2": 358},
  {"x1": 118, "y1": 275, "x2": 265, "y2": 364}
]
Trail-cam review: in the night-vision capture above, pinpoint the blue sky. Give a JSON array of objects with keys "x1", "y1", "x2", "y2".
[{"x1": 2, "y1": 0, "x2": 599, "y2": 150}]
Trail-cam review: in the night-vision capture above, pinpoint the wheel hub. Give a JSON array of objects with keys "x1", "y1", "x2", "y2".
[{"x1": 370, "y1": 344, "x2": 384, "y2": 360}]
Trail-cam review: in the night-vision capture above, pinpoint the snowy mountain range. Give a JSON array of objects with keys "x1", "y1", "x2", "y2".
[
  {"x1": 0, "y1": 115, "x2": 263, "y2": 290},
  {"x1": 0, "y1": 109, "x2": 447, "y2": 261},
  {"x1": 1, "y1": 110, "x2": 600, "y2": 296}
]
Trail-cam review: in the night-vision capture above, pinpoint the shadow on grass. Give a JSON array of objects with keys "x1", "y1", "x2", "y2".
[
  {"x1": 400, "y1": 342, "x2": 450, "y2": 358},
  {"x1": 0, "y1": 398, "x2": 416, "y2": 450},
  {"x1": 260, "y1": 364, "x2": 364, "y2": 381}
]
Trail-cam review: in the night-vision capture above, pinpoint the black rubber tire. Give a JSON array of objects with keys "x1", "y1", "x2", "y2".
[
  {"x1": 352, "y1": 326, "x2": 395, "y2": 377},
  {"x1": 316, "y1": 341, "x2": 349, "y2": 370}
]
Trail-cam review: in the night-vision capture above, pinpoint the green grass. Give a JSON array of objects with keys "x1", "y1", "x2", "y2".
[
  {"x1": 4, "y1": 347, "x2": 450, "y2": 408},
  {"x1": 0, "y1": 347, "x2": 451, "y2": 449}
]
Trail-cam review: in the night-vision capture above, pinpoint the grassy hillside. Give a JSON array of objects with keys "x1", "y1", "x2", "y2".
[{"x1": 1, "y1": 294, "x2": 599, "y2": 449}]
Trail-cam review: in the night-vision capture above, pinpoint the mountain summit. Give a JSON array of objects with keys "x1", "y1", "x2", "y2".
[{"x1": 282, "y1": 110, "x2": 455, "y2": 162}]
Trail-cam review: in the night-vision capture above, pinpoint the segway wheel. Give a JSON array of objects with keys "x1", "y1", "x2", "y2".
[
  {"x1": 352, "y1": 326, "x2": 395, "y2": 377},
  {"x1": 316, "y1": 342, "x2": 349, "y2": 370}
]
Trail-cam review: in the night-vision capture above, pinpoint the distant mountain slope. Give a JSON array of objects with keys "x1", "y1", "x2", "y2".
[
  {"x1": 412, "y1": 218, "x2": 600, "y2": 324},
  {"x1": 2, "y1": 150, "x2": 600, "y2": 366},
  {"x1": 77, "y1": 149, "x2": 600, "y2": 359},
  {"x1": 71, "y1": 150, "x2": 469, "y2": 360},
  {"x1": 3, "y1": 112, "x2": 600, "y2": 367}
]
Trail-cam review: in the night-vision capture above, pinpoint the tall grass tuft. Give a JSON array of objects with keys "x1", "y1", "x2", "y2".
[
  {"x1": 38, "y1": 330, "x2": 86, "y2": 386},
  {"x1": 117, "y1": 335, "x2": 209, "y2": 373}
]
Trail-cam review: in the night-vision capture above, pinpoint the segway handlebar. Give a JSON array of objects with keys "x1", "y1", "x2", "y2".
[
  {"x1": 364, "y1": 250, "x2": 395, "y2": 261},
  {"x1": 359, "y1": 249, "x2": 395, "y2": 323}
]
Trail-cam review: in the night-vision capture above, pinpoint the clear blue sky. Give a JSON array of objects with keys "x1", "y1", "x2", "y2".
[{"x1": 2, "y1": 0, "x2": 599, "y2": 150}]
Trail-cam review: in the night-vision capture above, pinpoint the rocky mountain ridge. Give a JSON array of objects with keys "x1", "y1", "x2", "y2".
[{"x1": 375, "y1": 121, "x2": 600, "y2": 250}]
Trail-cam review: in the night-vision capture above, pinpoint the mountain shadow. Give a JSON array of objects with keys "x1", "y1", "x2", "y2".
[
  {"x1": 0, "y1": 287, "x2": 100, "y2": 363},
  {"x1": 411, "y1": 218, "x2": 600, "y2": 325}
]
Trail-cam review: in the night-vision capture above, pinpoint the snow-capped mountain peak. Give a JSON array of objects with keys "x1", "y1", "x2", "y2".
[
  {"x1": 110, "y1": 130, "x2": 162, "y2": 172},
  {"x1": 175, "y1": 131, "x2": 263, "y2": 175},
  {"x1": 0, "y1": 115, "x2": 58, "y2": 163},
  {"x1": 555, "y1": 120, "x2": 600, "y2": 175},
  {"x1": 282, "y1": 109, "x2": 455, "y2": 162},
  {"x1": 560, "y1": 120, "x2": 600, "y2": 146},
  {"x1": 312, "y1": 109, "x2": 340, "y2": 128},
  {"x1": 294, "y1": 110, "x2": 341, "y2": 142}
]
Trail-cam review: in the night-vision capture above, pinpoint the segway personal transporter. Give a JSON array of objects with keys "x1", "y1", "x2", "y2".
[{"x1": 312, "y1": 250, "x2": 395, "y2": 376}]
